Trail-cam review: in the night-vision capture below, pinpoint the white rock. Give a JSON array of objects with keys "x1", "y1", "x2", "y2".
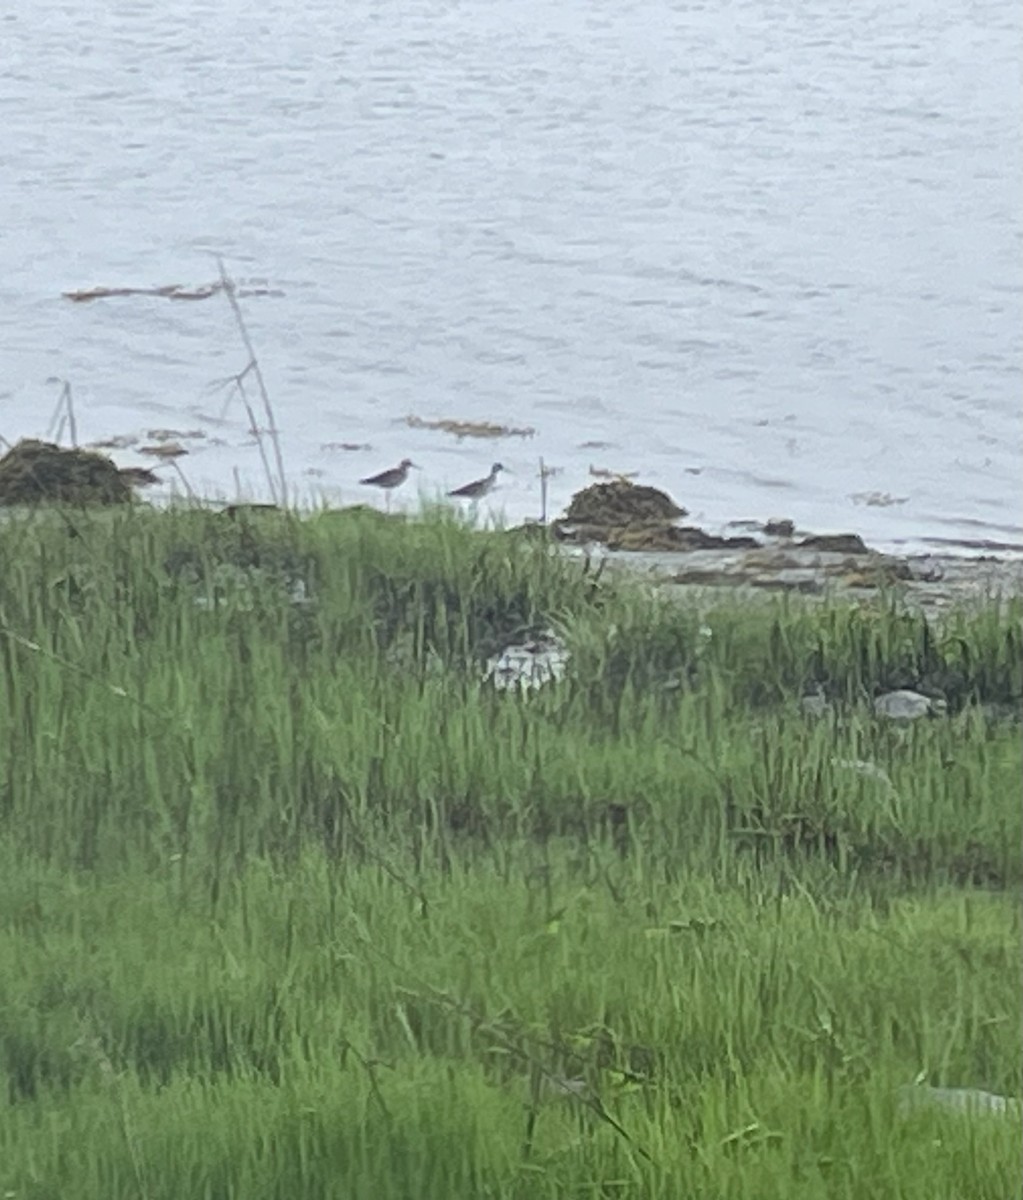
[
  {"x1": 897, "y1": 1085, "x2": 1022, "y2": 1120},
  {"x1": 800, "y1": 691, "x2": 832, "y2": 718},
  {"x1": 485, "y1": 632, "x2": 568, "y2": 692},
  {"x1": 873, "y1": 690, "x2": 945, "y2": 721},
  {"x1": 832, "y1": 759, "x2": 896, "y2": 791}
]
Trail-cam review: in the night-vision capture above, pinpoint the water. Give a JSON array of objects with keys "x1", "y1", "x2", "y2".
[{"x1": 3, "y1": 0, "x2": 1020, "y2": 553}]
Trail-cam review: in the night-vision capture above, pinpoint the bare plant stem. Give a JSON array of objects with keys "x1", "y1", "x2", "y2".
[
  {"x1": 215, "y1": 257, "x2": 288, "y2": 506},
  {"x1": 64, "y1": 380, "x2": 78, "y2": 448},
  {"x1": 0, "y1": 620, "x2": 162, "y2": 718},
  {"x1": 170, "y1": 458, "x2": 197, "y2": 502},
  {"x1": 46, "y1": 379, "x2": 78, "y2": 448}
]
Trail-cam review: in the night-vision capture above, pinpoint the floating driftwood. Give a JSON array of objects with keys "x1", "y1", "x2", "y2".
[
  {"x1": 850, "y1": 490, "x2": 908, "y2": 508},
  {"x1": 88, "y1": 434, "x2": 139, "y2": 450},
  {"x1": 147, "y1": 428, "x2": 206, "y2": 443},
  {"x1": 589, "y1": 464, "x2": 638, "y2": 481},
  {"x1": 139, "y1": 442, "x2": 189, "y2": 460},
  {"x1": 63, "y1": 282, "x2": 283, "y2": 304},
  {"x1": 404, "y1": 415, "x2": 536, "y2": 440},
  {"x1": 65, "y1": 283, "x2": 221, "y2": 303}
]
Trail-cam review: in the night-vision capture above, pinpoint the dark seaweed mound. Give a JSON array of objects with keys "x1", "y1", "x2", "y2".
[
  {"x1": 0, "y1": 439, "x2": 134, "y2": 507},
  {"x1": 562, "y1": 479, "x2": 686, "y2": 525},
  {"x1": 555, "y1": 480, "x2": 759, "y2": 551}
]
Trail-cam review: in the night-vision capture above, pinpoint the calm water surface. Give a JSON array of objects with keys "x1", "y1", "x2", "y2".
[{"x1": 3, "y1": 0, "x2": 1020, "y2": 551}]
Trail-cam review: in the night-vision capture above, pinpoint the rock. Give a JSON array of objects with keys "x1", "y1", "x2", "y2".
[
  {"x1": 485, "y1": 631, "x2": 568, "y2": 692},
  {"x1": 800, "y1": 690, "x2": 832, "y2": 718},
  {"x1": 0, "y1": 439, "x2": 134, "y2": 506},
  {"x1": 747, "y1": 575, "x2": 823, "y2": 594},
  {"x1": 873, "y1": 690, "x2": 946, "y2": 721},
  {"x1": 833, "y1": 556, "x2": 914, "y2": 586},
  {"x1": 606, "y1": 526, "x2": 759, "y2": 553},
  {"x1": 503, "y1": 521, "x2": 552, "y2": 541},
  {"x1": 797, "y1": 533, "x2": 870, "y2": 554},
  {"x1": 897, "y1": 1085, "x2": 1022, "y2": 1120},
  {"x1": 764, "y1": 518, "x2": 796, "y2": 538}
]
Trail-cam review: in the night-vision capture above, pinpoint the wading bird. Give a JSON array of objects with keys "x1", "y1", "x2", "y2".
[
  {"x1": 447, "y1": 462, "x2": 506, "y2": 501},
  {"x1": 360, "y1": 458, "x2": 416, "y2": 510}
]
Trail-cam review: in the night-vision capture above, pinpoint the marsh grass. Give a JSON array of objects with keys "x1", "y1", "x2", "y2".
[{"x1": 0, "y1": 506, "x2": 1020, "y2": 1198}]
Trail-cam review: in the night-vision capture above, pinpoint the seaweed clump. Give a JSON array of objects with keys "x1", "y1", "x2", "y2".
[
  {"x1": 554, "y1": 479, "x2": 758, "y2": 552},
  {"x1": 0, "y1": 439, "x2": 134, "y2": 506},
  {"x1": 562, "y1": 479, "x2": 686, "y2": 526}
]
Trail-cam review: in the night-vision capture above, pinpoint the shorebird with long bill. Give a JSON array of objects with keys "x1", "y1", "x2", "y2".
[
  {"x1": 447, "y1": 462, "x2": 506, "y2": 502},
  {"x1": 360, "y1": 458, "x2": 416, "y2": 510}
]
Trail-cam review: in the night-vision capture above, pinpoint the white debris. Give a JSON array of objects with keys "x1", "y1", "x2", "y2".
[
  {"x1": 485, "y1": 631, "x2": 568, "y2": 692},
  {"x1": 800, "y1": 690, "x2": 832, "y2": 718},
  {"x1": 192, "y1": 564, "x2": 310, "y2": 611},
  {"x1": 543, "y1": 1075, "x2": 589, "y2": 1099},
  {"x1": 873, "y1": 690, "x2": 946, "y2": 721},
  {"x1": 897, "y1": 1085, "x2": 1022, "y2": 1120},
  {"x1": 832, "y1": 759, "x2": 896, "y2": 791}
]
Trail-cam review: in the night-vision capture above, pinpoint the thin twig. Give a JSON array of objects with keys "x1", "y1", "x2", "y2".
[
  {"x1": 341, "y1": 1040, "x2": 394, "y2": 1121},
  {"x1": 44, "y1": 380, "x2": 79, "y2": 448},
  {"x1": 353, "y1": 935, "x2": 655, "y2": 1165},
  {"x1": 214, "y1": 256, "x2": 287, "y2": 506},
  {"x1": 64, "y1": 381, "x2": 78, "y2": 448},
  {"x1": 75, "y1": 1018, "x2": 150, "y2": 1200},
  {"x1": 209, "y1": 365, "x2": 278, "y2": 503},
  {"x1": 522, "y1": 1063, "x2": 542, "y2": 1160},
  {"x1": 236, "y1": 372, "x2": 278, "y2": 504},
  {"x1": 0, "y1": 620, "x2": 164, "y2": 719},
  {"x1": 170, "y1": 458, "x2": 197, "y2": 502}
]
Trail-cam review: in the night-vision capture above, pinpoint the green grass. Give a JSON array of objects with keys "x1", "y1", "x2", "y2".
[{"x1": 0, "y1": 505, "x2": 1020, "y2": 1198}]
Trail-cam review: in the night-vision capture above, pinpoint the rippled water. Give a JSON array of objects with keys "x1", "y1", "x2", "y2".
[{"x1": 3, "y1": 0, "x2": 1020, "y2": 552}]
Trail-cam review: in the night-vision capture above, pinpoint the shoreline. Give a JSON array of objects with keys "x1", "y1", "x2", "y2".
[
  {"x1": 2, "y1": 498, "x2": 1022, "y2": 617},
  {"x1": 593, "y1": 543, "x2": 1023, "y2": 613},
  {"x1": 2, "y1": 436, "x2": 1021, "y2": 625},
  {"x1": 3, "y1": 432, "x2": 1021, "y2": 565}
]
